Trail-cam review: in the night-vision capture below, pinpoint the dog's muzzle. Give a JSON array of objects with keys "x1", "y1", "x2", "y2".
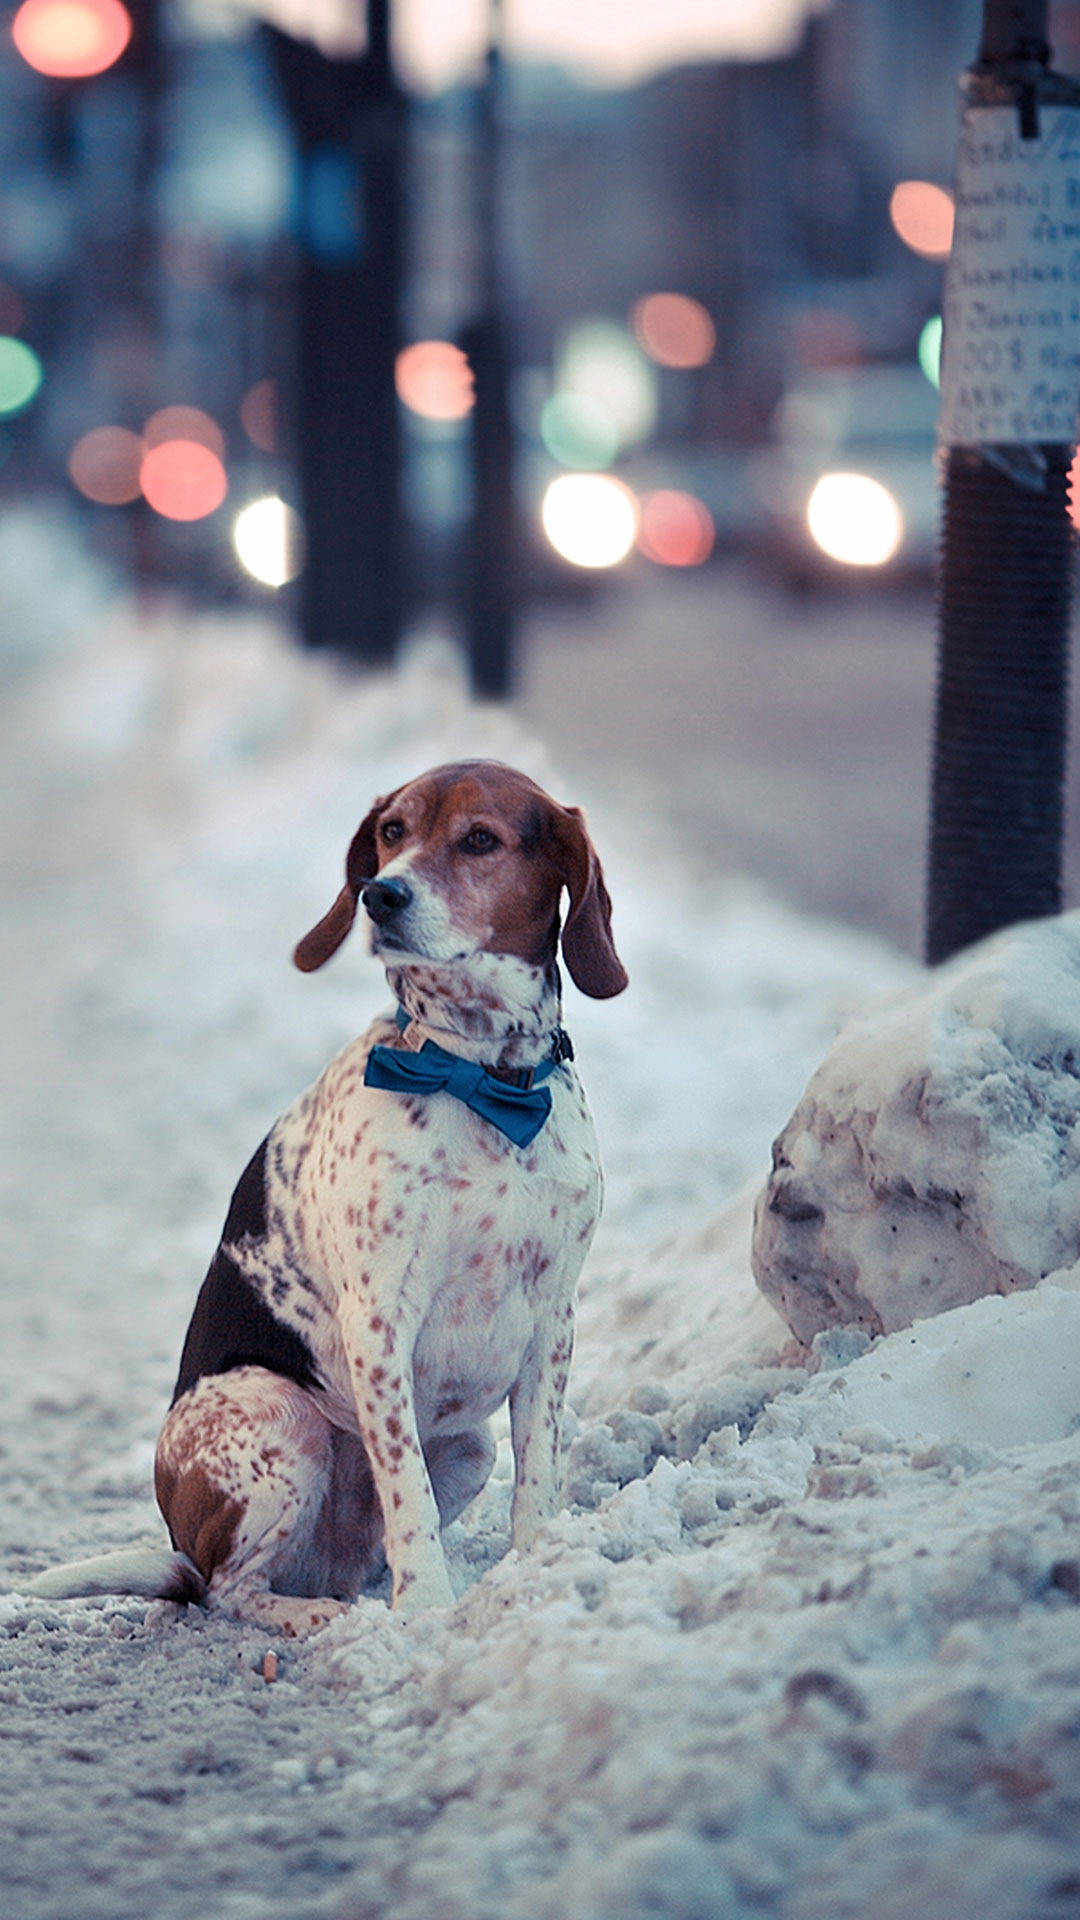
[{"x1": 362, "y1": 876, "x2": 413, "y2": 928}]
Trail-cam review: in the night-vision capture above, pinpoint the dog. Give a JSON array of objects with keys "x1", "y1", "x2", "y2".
[{"x1": 21, "y1": 761, "x2": 627, "y2": 1635}]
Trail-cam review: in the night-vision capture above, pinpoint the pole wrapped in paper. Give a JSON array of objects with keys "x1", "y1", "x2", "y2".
[{"x1": 939, "y1": 103, "x2": 1080, "y2": 447}]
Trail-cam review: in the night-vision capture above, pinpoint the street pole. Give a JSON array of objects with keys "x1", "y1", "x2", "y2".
[
  {"x1": 269, "y1": 0, "x2": 405, "y2": 664},
  {"x1": 462, "y1": 3, "x2": 516, "y2": 699},
  {"x1": 926, "y1": 0, "x2": 1080, "y2": 964}
]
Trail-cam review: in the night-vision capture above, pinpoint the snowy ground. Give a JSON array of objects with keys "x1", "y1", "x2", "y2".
[{"x1": 2, "y1": 505, "x2": 1080, "y2": 1920}]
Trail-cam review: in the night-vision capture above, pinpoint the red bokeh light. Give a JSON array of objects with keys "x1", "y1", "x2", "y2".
[
  {"x1": 11, "y1": 0, "x2": 131, "y2": 78},
  {"x1": 240, "y1": 378, "x2": 277, "y2": 454},
  {"x1": 140, "y1": 440, "x2": 227, "y2": 521},
  {"x1": 143, "y1": 405, "x2": 225, "y2": 460},
  {"x1": 395, "y1": 341, "x2": 475, "y2": 421},
  {"x1": 68, "y1": 425, "x2": 144, "y2": 505},
  {"x1": 790, "y1": 307, "x2": 865, "y2": 371},
  {"x1": 889, "y1": 181, "x2": 955, "y2": 260},
  {"x1": 0, "y1": 281, "x2": 27, "y2": 336},
  {"x1": 637, "y1": 489, "x2": 715, "y2": 567},
  {"x1": 631, "y1": 293, "x2": 716, "y2": 370}
]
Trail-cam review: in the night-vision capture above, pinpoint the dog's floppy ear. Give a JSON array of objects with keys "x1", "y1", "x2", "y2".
[
  {"x1": 551, "y1": 805, "x2": 628, "y2": 1000},
  {"x1": 293, "y1": 804, "x2": 384, "y2": 973}
]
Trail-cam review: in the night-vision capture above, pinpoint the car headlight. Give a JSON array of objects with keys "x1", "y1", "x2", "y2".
[
  {"x1": 541, "y1": 473, "x2": 638, "y2": 568},
  {"x1": 806, "y1": 472, "x2": 904, "y2": 567}
]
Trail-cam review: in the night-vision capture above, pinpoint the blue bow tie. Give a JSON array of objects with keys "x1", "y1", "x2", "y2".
[{"x1": 364, "y1": 1015, "x2": 564, "y2": 1148}]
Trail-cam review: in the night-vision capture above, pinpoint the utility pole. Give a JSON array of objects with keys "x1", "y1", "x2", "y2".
[
  {"x1": 461, "y1": 1, "x2": 516, "y2": 698},
  {"x1": 926, "y1": 0, "x2": 1080, "y2": 963},
  {"x1": 269, "y1": 0, "x2": 405, "y2": 664}
]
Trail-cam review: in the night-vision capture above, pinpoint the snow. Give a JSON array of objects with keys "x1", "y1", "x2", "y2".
[
  {"x1": 3, "y1": 506, "x2": 1080, "y2": 1920},
  {"x1": 752, "y1": 915, "x2": 1080, "y2": 1341}
]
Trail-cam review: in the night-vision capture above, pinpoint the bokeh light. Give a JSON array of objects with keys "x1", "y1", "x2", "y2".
[
  {"x1": 806, "y1": 472, "x2": 903, "y2": 568},
  {"x1": 0, "y1": 283, "x2": 27, "y2": 335},
  {"x1": 889, "y1": 181, "x2": 955, "y2": 260},
  {"x1": 394, "y1": 0, "x2": 831, "y2": 95},
  {"x1": 539, "y1": 391, "x2": 620, "y2": 469},
  {"x1": 556, "y1": 321, "x2": 657, "y2": 451},
  {"x1": 143, "y1": 405, "x2": 225, "y2": 460},
  {"x1": 140, "y1": 441, "x2": 228, "y2": 521},
  {"x1": 637, "y1": 489, "x2": 715, "y2": 567},
  {"x1": 395, "y1": 342, "x2": 475, "y2": 422},
  {"x1": 240, "y1": 378, "x2": 277, "y2": 453},
  {"x1": 233, "y1": 495, "x2": 305, "y2": 587},
  {"x1": 68, "y1": 425, "x2": 143, "y2": 504},
  {"x1": 631, "y1": 293, "x2": 716, "y2": 369},
  {"x1": 0, "y1": 336, "x2": 43, "y2": 416},
  {"x1": 918, "y1": 315, "x2": 943, "y2": 390},
  {"x1": 11, "y1": 0, "x2": 131, "y2": 77},
  {"x1": 160, "y1": 230, "x2": 220, "y2": 290},
  {"x1": 790, "y1": 307, "x2": 864, "y2": 370},
  {"x1": 541, "y1": 473, "x2": 638, "y2": 569}
]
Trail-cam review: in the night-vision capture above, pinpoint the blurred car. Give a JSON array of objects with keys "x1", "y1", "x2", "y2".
[{"x1": 750, "y1": 363, "x2": 940, "y2": 587}]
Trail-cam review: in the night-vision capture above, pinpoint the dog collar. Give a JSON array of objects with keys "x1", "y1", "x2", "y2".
[{"x1": 363, "y1": 1010, "x2": 572, "y2": 1148}]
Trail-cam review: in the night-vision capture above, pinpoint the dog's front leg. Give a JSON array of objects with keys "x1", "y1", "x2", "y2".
[
  {"x1": 343, "y1": 1303, "x2": 455, "y2": 1615},
  {"x1": 508, "y1": 1301, "x2": 575, "y2": 1551}
]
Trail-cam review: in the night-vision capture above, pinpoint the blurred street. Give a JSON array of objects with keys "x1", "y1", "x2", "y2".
[
  {"x1": 519, "y1": 562, "x2": 1080, "y2": 958},
  {"x1": 4, "y1": 0, "x2": 1039, "y2": 967}
]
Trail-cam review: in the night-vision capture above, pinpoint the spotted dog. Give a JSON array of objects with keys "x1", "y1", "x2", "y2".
[{"x1": 23, "y1": 762, "x2": 627, "y2": 1635}]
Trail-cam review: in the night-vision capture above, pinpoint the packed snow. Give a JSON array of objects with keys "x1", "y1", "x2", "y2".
[
  {"x1": 2, "y1": 504, "x2": 1080, "y2": 1920},
  {"x1": 753, "y1": 914, "x2": 1080, "y2": 1341}
]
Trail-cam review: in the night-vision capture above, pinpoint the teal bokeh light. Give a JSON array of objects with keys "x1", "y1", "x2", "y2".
[
  {"x1": 918, "y1": 315, "x2": 943, "y2": 391},
  {"x1": 540, "y1": 392, "x2": 620, "y2": 469},
  {"x1": 0, "y1": 337, "x2": 43, "y2": 416}
]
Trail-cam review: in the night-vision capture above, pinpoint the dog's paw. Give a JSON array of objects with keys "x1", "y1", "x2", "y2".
[
  {"x1": 283, "y1": 1598, "x2": 353, "y2": 1638},
  {"x1": 223, "y1": 1592, "x2": 352, "y2": 1638}
]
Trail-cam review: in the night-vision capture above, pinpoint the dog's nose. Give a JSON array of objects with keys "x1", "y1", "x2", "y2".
[{"x1": 362, "y1": 876, "x2": 413, "y2": 926}]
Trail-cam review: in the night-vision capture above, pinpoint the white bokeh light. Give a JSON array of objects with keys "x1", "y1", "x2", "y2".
[
  {"x1": 188, "y1": 0, "x2": 819, "y2": 93},
  {"x1": 541, "y1": 473, "x2": 638, "y2": 568},
  {"x1": 806, "y1": 472, "x2": 903, "y2": 568},
  {"x1": 233, "y1": 495, "x2": 305, "y2": 588}
]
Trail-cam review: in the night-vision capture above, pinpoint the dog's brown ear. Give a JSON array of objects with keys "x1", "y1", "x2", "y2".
[
  {"x1": 293, "y1": 805, "x2": 383, "y2": 973},
  {"x1": 293, "y1": 883, "x2": 358, "y2": 972},
  {"x1": 552, "y1": 805, "x2": 628, "y2": 999}
]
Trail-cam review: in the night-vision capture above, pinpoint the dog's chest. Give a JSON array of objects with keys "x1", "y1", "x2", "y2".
[
  {"x1": 266, "y1": 1036, "x2": 601, "y2": 1428},
  {"x1": 407, "y1": 1169, "x2": 567, "y2": 1429}
]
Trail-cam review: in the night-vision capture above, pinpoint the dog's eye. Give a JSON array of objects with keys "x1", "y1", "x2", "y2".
[
  {"x1": 462, "y1": 827, "x2": 500, "y2": 855},
  {"x1": 380, "y1": 820, "x2": 405, "y2": 846}
]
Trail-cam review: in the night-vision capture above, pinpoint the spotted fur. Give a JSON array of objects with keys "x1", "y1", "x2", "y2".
[{"x1": 25, "y1": 763, "x2": 626, "y2": 1636}]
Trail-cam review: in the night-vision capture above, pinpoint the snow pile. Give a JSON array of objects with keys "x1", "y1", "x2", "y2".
[
  {"x1": 752, "y1": 914, "x2": 1080, "y2": 1342},
  {"x1": 3, "y1": 513, "x2": 1080, "y2": 1920}
]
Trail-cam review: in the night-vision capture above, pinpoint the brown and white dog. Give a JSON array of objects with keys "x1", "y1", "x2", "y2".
[{"x1": 22, "y1": 762, "x2": 626, "y2": 1635}]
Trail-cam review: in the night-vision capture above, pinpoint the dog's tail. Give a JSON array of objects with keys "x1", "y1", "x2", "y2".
[{"x1": 14, "y1": 1545, "x2": 206, "y2": 1607}]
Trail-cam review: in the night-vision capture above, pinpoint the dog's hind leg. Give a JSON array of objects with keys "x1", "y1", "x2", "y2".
[
  {"x1": 155, "y1": 1367, "x2": 379, "y2": 1636},
  {"x1": 425, "y1": 1423, "x2": 497, "y2": 1526}
]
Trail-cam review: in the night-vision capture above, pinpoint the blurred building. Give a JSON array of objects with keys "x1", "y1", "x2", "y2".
[
  {"x1": 487, "y1": 0, "x2": 982, "y2": 447},
  {"x1": 0, "y1": 0, "x2": 996, "y2": 606}
]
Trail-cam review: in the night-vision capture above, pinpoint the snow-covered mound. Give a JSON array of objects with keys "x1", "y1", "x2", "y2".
[
  {"x1": 3, "y1": 510, "x2": 1080, "y2": 1920},
  {"x1": 752, "y1": 914, "x2": 1080, "y2": 1342}
]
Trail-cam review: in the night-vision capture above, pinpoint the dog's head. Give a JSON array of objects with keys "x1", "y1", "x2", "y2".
[{"x1": 293, "y1": 761, "x2": 627, "y2": 1000}]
